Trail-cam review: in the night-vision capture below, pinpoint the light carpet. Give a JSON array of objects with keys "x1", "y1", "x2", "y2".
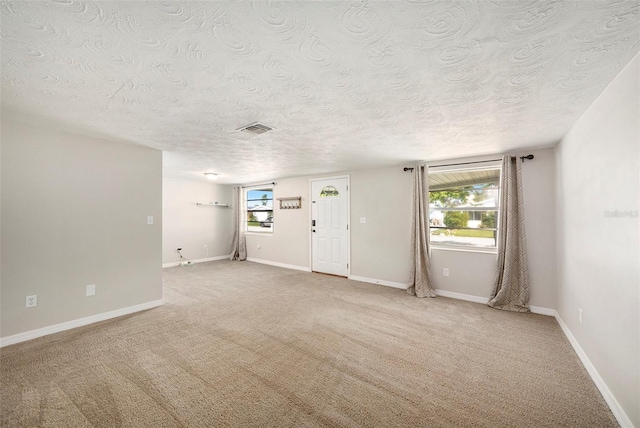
[{"x1": 1, "y1": 260, "x2": 617, "y2": 427}]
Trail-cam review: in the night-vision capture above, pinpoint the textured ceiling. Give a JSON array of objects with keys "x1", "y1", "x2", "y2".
[{"x1": 1, "y1": 1, "x2": 639, "y2": 184}]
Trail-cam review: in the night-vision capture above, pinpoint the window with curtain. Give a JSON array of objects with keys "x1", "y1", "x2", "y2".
[
  {"x1": 246, "y1": 187, "x2": 274, "y2": 233},
  {"x1": 428, "y1": 161, "x2": 501, "y2": 251}
]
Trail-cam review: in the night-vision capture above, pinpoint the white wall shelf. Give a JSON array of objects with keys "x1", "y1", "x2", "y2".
[{"x1": 196, "y1": 202, "x2": 231, "y2": 207}]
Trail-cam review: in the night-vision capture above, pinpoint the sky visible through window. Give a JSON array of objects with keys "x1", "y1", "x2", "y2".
[
  {"x1": 247, "y1": 189, "x2": 273, "y2": 209},
  {"x1": 246, "y1": 189, "x2": 274, "y2": 232}
]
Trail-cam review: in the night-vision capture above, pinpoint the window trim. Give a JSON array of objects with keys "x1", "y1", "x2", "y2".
[
  {"x1": 428, "y1": 160, "x2": 501, "y2": 253},
  {"x1": 245, "y1": 186, "x2": 274, "y2": 234}
]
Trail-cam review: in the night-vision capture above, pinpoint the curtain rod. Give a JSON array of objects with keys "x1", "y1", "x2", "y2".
[
  {"x1": 403, "y1": 155, "x2": 534, "y2": 171},
  {"x1": 242, "y1": 182, "x2": 276, "y2": 189},
  {"x1": 403, "y1": 158, "x2": 500, "y2": 172}
]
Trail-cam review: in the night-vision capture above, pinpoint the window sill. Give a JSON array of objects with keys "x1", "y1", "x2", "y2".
[
  {"x1": 245, "y1": 232, "x2": 273, "y2": 236},
  {"x1": 431, "y1": 245, "x2": 497, "y2": 255}
]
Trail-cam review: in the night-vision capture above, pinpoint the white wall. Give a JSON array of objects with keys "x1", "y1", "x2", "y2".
[
  {"x1": 556, "y1": 54, "x2": 639, "y2": 426},
  {"x1": 244, "y1": 153, "x2": 556, "y2": 311},
  {"x1": 162, "y1": 177, "x2": 232, "y2": 265},
  {"x1": 1, "y1": 118, "x2": 163, "y2": 340},
  {"x1": 245, "y1": 177, "x2": 311, "y2": 269}
]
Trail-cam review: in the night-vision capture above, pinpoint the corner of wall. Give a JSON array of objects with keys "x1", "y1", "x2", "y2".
[{"x1": 553, "y1": 53, "x2": 639, "y2": 427}]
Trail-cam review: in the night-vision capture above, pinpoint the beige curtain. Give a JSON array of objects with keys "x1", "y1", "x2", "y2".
[
  {"x1": 408, "y1": 164, "x2": 437, "y2": 298},
  {"x1": 229, "y1": 186, "x2": 247, "y2": 261},
  {"x1": 488, "y1": 156, "x2": 530, "y2": 312}
]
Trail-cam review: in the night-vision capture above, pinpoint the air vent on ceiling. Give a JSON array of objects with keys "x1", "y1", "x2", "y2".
[{"x1": 237, "y1": 122, "x2": 273, "y2": 135}]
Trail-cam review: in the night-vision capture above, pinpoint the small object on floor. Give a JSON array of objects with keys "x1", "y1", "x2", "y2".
[{"x1": 177, "y1": 248, "x2": 192, "y2": 266}]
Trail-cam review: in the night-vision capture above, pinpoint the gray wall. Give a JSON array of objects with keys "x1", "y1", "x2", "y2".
[
  {"x1": 244, "y1": 167, "x2": 414, "y2": 280},
  {"x1": 1, "y1": 118, "x2": 163, "y2": 339},
  {"x1": 350, "y1": 167, "x2": 413, "y2": 284},
  {"x1": 556, "y1": 54, "x2": 639, "y2": 426},
  {"x1": 162, "y1": 177, "x2": 232, "y2": 265},
  {"x1": 244, "y1": 151, "x2": 557, "y2": 311},
  {"x1": 431, "y1": 148, "x2": 557, "y2": 310}
]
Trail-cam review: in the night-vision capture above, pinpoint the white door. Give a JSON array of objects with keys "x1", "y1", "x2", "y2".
[{"x1": 311, "y1": 177, "x2": 349, "y2": 277}]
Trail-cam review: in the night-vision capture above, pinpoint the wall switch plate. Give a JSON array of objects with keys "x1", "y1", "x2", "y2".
[
  {"x1": 359, "y1": 217, "x2": 366, "y2": 224},
  {"x1": 578, "y1": 308, "x2": 583, "y2": 324},
  {"x1": 203, "y1": 244, "x2": 208, "y2": 250},
  {"x1": 86, "y1": 284, "x2": 96, "y2": 297},
  {"x1": 26, "y1": 295, "x2": 37, "y2": 308},
  {"x1": 147, "y1": 216, "x2": 154, "y2": 225},
  {"x1": 443, "y1": 268, "x2": 449, "y2": 277}
]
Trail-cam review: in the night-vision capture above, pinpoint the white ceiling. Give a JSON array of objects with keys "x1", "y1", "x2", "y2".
[{"x1": 1, "y1": 1, "x2": 638, "y2": 184}]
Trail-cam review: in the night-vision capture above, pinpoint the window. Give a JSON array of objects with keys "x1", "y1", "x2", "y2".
[
  {"x1": 320, "y1": 186, "x2": 339, "y2": 197},
  {"x1": 246, "y1": 187, "x2": 274, "y2": 232},
  {"x1": 428, "y1": 161, "x2": 501, "y2": 251}
]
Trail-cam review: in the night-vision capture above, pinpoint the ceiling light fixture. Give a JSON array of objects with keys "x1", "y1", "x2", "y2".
[{"x1": 204, "y1": 173, "x2": 219, "y2": 181}]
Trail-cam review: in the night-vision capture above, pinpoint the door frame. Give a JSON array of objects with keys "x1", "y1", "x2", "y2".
[{"x1": 309, "y1": 175, "x2": 351, "y2": 277}]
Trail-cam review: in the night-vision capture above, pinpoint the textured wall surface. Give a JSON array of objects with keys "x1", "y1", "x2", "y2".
[{"x1": 1, "y1": 1, "x2": 638, "y2": 183}]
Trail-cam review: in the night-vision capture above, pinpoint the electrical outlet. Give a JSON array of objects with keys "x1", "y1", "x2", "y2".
[
  {"x1": 26, "y1": 295, "x2": 37, "y2": 308},
  {"x1": 86, "y1": 284, "x2": 96, "y2": 297},
  {"x1": 578, "y1": 308, "x2": 583, "y2": 325},
  {"x1": 147, "y1": 215, "x2": 154, "y2": 225},
  {"x1": 443, "y1": 268, "x2": 449, "y2": 277}
]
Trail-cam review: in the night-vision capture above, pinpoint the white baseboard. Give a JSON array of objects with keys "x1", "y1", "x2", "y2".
[
  {"x1": 435, "y1": 289, "x2": 489, "y2": 304},
  {"x1": 0, "y1": 299, "x2": 164, "y2": 348},
  {"x1": 163, "y1": 255, "x2": 228, "y2": 268},
  {"x1": 528, "y1": 305, "x2": 556, "y2": 316},
  {"x1": 246, "y1": 257, "x2": 311, "y2": 272},
  {"x1": 554, "y1": 313, "x2": 633, "y2": 428},
  {"x1": 348, "y1": 275, "x2": 408, "y2": 289},
  {"x1": 434, "y1": 290, "x2": 555, "y2": 316}
]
